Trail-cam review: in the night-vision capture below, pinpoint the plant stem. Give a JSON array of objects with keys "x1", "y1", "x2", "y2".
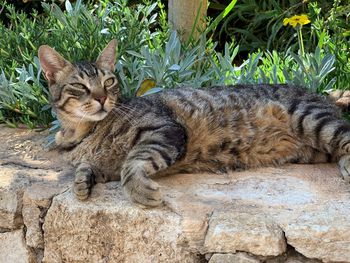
[{"x1": 297, "y1": 25, "x2": 304, "y2": 56}]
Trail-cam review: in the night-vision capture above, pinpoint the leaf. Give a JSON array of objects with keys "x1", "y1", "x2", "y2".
[
  {"x1": 141, "y1": 87, "x2": 163, "y2": 96},
  {"x1": 126, "y1": 50, "x2": 145, "y2": 59},
  {"x1": 65, "y1": 0, "x2": 73, "y2": 13},
  {"x1": 168, "y1": 64, "x2": 181, "y2": 71},
  {"x1": 100, "y1": 28, "x2": 110, "y2": 35},
  {"x1": 206, "y1": 0, "x2": 237, "y2": 35},
  {"x1": 136, "y1": 79, "x2": 156, "y2": 97}
]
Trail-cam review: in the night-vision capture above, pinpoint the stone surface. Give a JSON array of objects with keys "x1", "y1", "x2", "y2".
[
  {"x1": 1, "y1": 125, "x2": 350, "y2": 263},
  {"x1": 0, "y1": 229, "x2": 35, "y2": 263},
  {"x1": 43, "y1": 184, "x2": 200, "y2": 263},
  {"x1": 0, "y1": 127, "x2": 67, "y2": 230},
  {"x1": 0, "y1": 170, "x2": 29, "y2": 229},
  {"x1": 209, "y1": 253, "x2": 260, "y2": 263},
  {"x1": 23, "y1": 185, "x2": 63, "y2": 249},
  {"x1": 204, "y1": 211, "x2": 286, "y2": 256},
  {"x1": 283, "y1": 206, "x2": 350, "y2": 263}
]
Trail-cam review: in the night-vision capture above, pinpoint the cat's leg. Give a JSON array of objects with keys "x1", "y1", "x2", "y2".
[
  {"x1": 289, "y1": 100, "x2": 350, "y2": 182},
  {"x1": 73, "y1": 162, "x2": 95, "y2": 200},
  {"x1": 339, "y1": 155, "x2": 350, "y2": 183},
  {"x1": 120, "y1": 122, "x2": 186, "y2": 206}
]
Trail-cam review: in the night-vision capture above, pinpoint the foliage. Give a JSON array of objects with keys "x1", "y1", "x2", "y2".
[
  {"x1": 0, "y1": 0, "x2": 345, "y2": 129},
  {"x1": 0, "y1": 60, "x2": 51, "y2": 128},
  {"x1": 126, "y1": 31, "x2": 336, "y2": 96},
  {"x1": 207, "y1": 0, "x2": 349, "y2": 89},
  {"x1": 0, "y1": 0, "x2": 168, "y2": 127}
]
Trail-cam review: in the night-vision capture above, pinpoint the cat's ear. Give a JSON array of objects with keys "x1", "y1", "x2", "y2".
[
  {"x1": 38, "y1": 45, "x2": 70, "y2": 83},
  {"x1": 96, "y1": 39, "x2": 117, "y2": 72}
]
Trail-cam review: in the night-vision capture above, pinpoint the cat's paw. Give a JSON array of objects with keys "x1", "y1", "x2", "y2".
[
  {"x1": 122, "y1": 172, "x2": 162, "y2": 207},
  {"x1": 74, "y1": 163, "x2": 94, "y2": 200},
  {"x1": 338, "y1": 155, "x2": 350, "y2": 183}
]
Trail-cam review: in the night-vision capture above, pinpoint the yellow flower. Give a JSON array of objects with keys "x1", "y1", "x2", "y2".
[{"x1": 283, "y1": 14, "x2": 310, "y2": 28}]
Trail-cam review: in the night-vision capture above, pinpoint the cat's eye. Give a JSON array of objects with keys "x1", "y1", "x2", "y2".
[
  {"x1": 66, "y1": 83, "x2": 89, "y2": 97},
  {"x1": 66, "y1": 88, "x2": 85, "y2": 97},
  {"x1": 104, "y1": 78, "x2": 114, "y2": 87},
  {"x1": 72, "y1": 83, "x2": 86, "y2": 90}
]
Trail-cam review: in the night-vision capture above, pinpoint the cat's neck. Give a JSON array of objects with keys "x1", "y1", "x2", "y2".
[{"x1": 56, "y1": 117, "x2": 95, "y2": 149}]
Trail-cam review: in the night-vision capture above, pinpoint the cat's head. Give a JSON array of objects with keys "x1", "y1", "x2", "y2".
[{"x1": 38, "y1": 40, "x2": 118, "y2": 123}]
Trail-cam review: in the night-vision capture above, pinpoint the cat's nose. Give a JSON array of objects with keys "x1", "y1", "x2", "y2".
[{"x1": 95, "y1": 96, "x2": 107, "y2": 105}]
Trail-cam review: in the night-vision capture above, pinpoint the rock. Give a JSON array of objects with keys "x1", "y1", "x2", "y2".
[
  {"x1": 22, "y1": 185, "x2": 63, "y2": 249},
  {"x1": 209, "y1": 253, "x2": 260, "y2": 263},
  {"x1": 283, "y1": 205, "x2": 350, "y2": 262},
  {"x1": 265, "y1": 248, "x2": 322, "y2": 263},
  {"x1": 204, "y1": 211, "x2": 286, "y2": 256},
  {"x1": 0, "y1": 229, "x2": 35, "y2": 263},
  {"x1": 158, "y1": 165, "x2": 350, "y2": 262},
  {"x1": 0, "y1": 126, "x2": 66, "y2": 230},
  {"x1": 0, "y1": 168, "x2": 66, "y2": 231},
  {"x1": 0, "y1": 170, "x2": 29, "y2": 229},
  {"x1": 43, "y1": 184, "x2": 200, "y2": 263},
  {"x1": 1, "y1": 125, "x2": 350, "y2": 263}
]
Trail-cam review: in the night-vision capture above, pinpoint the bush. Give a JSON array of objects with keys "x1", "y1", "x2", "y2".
[
  {"x1": 0, "y1": 0, "x2": 168, "y2": 127},
  {"x1": 0, "y1": 0, "x2": 346, "y2": 129}
]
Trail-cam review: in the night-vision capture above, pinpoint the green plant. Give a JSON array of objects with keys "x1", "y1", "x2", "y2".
[
  {"x1": 0, "y1": 0, "x2": 342, "y2": 130},
  {"x1": 0, "y1": 60, "x2": 51, "y2": 128},
  {"x1": 0, "y1": 0, "x2": 168, "y2": 127}
]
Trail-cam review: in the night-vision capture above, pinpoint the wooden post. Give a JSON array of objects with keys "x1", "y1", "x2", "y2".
[{"x1": 168, "y1": 0, "x2": 208, "y2": 42}]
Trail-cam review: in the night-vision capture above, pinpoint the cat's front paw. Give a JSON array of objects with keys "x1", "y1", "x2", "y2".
[
  {"x1": 74, "y1": 163, "x2": 94, "y2": 200},
  {"x1": 122, "y1": 172, "x2": 162, "y2": 207},
  {"x1": 338, "y1": 155, "x2": 350, "y2": 183}
]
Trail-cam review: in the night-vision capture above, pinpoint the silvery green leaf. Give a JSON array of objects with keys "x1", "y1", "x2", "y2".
[
  {"x1": 100, "y1": 28, "x2": 110, "y2": 34},
  {"x1": 65, "y1": 0, "x2": 73, "y2": 13},
  {"x1": 289, "y1": 52, "x2": 307, "y2": 72},
  {"x1": 168, "y1": 64, "x2": 181, "y2": 71},
  {"x1": 141, "y1": 87, "x2": 163, "y2": 96},
  {"x1": 126, "y1": 50, "x2": 145, "y2": 59},
  {"x1": 75, "y1": 0, "x2": 82, "y2": 12},
  {"x1": 323, "y1": 77, "x2": 337, "y2": 93},
  {"x1": 319, "y1": 54, "x2": 335, "y2": 77}
]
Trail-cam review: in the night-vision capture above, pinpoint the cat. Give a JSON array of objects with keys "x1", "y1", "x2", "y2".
[{"x1": 38, "y1": 40, "x2": 350, "y2": 207}]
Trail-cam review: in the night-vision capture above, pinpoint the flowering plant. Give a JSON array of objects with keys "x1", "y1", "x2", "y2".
[
  {"x1": 283, "y1": 14, "x2": 310, "y2": 28},
  {"x1": 283, "y1": 14, "x2": 311, "y2": 56}
]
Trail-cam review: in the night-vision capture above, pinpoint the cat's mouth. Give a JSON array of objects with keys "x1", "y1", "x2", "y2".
[{"x1": 84, "y1": 108, "x2": 108, "y2": 122}]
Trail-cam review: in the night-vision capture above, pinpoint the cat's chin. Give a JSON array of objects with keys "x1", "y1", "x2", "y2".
[{"x1": 85, "y1": 110, "x2": 109, "y2": 122}]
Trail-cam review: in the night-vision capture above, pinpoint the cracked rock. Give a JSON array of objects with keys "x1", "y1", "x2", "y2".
[
  {"x1": 1, "y1": 126, "x2": 350, "y2": 263},
  {"x1": 43, "y1": 184, "x2": 200, "y2": 263},
  {"x1": 209, "y1": 253, "x2": 260, "y2": 263},
  {"x1": 204, "y1": 211, "x2": 286, "y2": 256},
  {"x1": 0, "y1": 228, "x2": 35, "y2": 263},
  {"x1": 22, "y1": 185, "x2": 61, "y2": 249}
]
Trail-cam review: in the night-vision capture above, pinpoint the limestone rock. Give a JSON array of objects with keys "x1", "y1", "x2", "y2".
[
  {"x1": 204, "y1": 211, "x2": 286, "y2": 256},
  {"x1": 22, "y1": 185, "x2": 63, "y2": 249},
  {"x1": 0, "y1": 126, "x2": 66, "y2": 230},
  {"x1": 209, "y1": 253, "x2": 260, "y2": 263},
  {"x1": 0, "y1": 229, "x2": 35, "y2": 263},
  {"x1": 0, "y1": 170, "x2": 29, "y2": 229},
  {"x1": 283, "y1": 205, "x2": 350, "y2": 263},
  {"x1": 1, "y1": 125, "x2": 350, "y2": 263},
  {"x1": 43, "y1": 184, "x2": 200, "y2": 263}
]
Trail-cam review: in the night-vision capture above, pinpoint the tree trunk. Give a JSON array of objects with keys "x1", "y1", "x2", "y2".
[{"x1": 168, "y1": 0, "x2": 208, "y2": 42}]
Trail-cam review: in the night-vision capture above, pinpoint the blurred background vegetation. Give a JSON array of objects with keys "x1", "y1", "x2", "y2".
[{"x1": 0, "y1": 0, "x2": 349, "y2": 129}]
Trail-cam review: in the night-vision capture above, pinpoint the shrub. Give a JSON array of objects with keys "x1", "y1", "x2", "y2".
[{"x1": 0, "y1": 0, "x2": 344, "y2": 130}]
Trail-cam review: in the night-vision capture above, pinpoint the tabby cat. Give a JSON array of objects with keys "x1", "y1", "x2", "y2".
[{"x1": 38, "y1": 40, "x2": 350, "y2": 207}]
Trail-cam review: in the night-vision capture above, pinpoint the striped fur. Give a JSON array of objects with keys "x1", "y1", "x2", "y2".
[{"x1": 39, "y1": 41, "x2": 350, "y2": 206}]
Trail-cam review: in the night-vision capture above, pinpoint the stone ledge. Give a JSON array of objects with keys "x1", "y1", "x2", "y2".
[{"x1": 0, "y1": 126, "x2": 349, "y2": 263}]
